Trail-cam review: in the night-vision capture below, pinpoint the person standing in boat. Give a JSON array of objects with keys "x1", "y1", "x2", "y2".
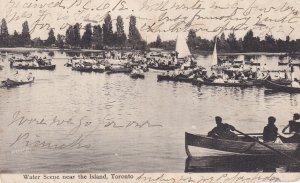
[
  {"x1": 207, "y1": 116, "x2": 238, "y2": 140},
  {"x1": 263, "y1": 116, "x2": 278, "y2": 143}
]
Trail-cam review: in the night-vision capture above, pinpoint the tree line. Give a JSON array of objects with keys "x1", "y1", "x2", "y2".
[
  {"x1": 0, "y1": 15, "x2": 146, "y2": 50},
  {"x1": 149, "y1": 30, "x2": 300, "y2": 53},
  {"x1": 0, "y1": 16, "x2": 299, "y2": 53}
]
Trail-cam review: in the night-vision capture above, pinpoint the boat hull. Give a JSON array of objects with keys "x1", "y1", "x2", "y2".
[
  {"x1": 264, "y1": 80, "x2": 300, "y2": 93},
  {"x1": 185, "y1": 132, "x2": 300, "y2": 157},
  {"x1": 2, "y1": 78, "x2": 35, "y2": 88},
  {"x1": 130, "y1": 73, "x2": 145, "y2": 79},
  {"x1": 157, "y1": 75, "x2": 193, "y2": 83},
  {"x1": 11, "y1": 65, "x2": 56, "y2": 71}
]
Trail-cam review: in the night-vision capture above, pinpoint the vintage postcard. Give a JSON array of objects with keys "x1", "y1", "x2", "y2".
[{"x1": 0, "y1": 0, "x2": 300, "y2": 182}]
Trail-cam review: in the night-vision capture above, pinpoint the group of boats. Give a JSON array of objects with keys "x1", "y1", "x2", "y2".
[{"x1": 9, "y1": 56, "x2": 56, "y2": 70}]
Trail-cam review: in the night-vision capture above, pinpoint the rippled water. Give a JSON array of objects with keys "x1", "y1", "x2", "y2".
[{"x1": 0, "y1": 50, "x2": 299, "y2": 173}]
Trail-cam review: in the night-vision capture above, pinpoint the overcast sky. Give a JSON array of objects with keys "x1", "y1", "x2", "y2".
[{"x1": 0, "y1": 0, "x2": 299, "y2": 42}]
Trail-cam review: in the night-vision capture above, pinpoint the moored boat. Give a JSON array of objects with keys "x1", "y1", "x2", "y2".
[{"x1": 185, "y1": 132, "x2": 300, "y2": 158}]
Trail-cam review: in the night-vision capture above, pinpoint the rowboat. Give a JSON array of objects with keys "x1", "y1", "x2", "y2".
[
  {"x1": 1, "y1": 78, "x2": 35, "y2": 88},
  {"x1": 72, "y1": 66, "x2": 93, "y2": 73},
  {"x1": 11, "y1": 64, "x2": 56, "y2": 71},
  {"x1": 157, "y1": 75, "x2": 194, "y2": 83},
  {"x1": 185, "y1": 132, "x2": 300, "y2": 158},
  {"x1": 130, "y1": 73, "x2": 145, "y2": 79},
  {"x1": 192, "y1": 78, "x2": 254, "y2": 87},
  {"x1": 264, "y1": 80, "x2": 300, "y2": 93},
  {"x1": 148, "y1": 65, "x2": 180, "y2": 72},
  {"x1": 106, "y1": 67, "x2": 132, "y2": 74}
]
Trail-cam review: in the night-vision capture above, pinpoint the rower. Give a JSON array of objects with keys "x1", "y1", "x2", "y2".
[
  {"x1": 263, "y1": 116, "x2": 278, "y2": 143},
  {"x1": 280, "y1": 113, "x2": 300, "y2": 143},
  {"x1": 207, "y1": 116, "x2": 238, "y2": 140}
]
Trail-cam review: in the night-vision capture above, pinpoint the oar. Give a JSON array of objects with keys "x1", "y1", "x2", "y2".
[{"x1": 234, "y1": 128, "x2": 300, "y2": 164}]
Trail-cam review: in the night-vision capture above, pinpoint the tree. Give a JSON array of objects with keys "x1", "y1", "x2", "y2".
[
  {"x1": 128, "y1": 16, "x2": 142, "y2": 48},
  {"x1": 12, "y1": 30, "x2": 21, "y2": 47},
  {"x1": 73, "y1": 23, "x2": 81, "y2": 47},
  {"x1": 187, "y1": 29, "x2": 197, "y2": 49},
  {"x1": 21, "y1": 21, "x2": 31, "y2": 46},
  {"x1": 65, "y1": 26, "x2": 75, "y2": 46},
  {"x1": 102, "y1": 14, "x2": 113, "y2": 46},
  {"x1": 56, "y1": 34, "x2": 64, "y2": 48},
  {"x1": 227, "y1": 32, "x2": 239, "y2": 52},
  {"x1": 81, "y1": 23, "x2": 92, "y2": 48},
  {"x1": 155, "y1": 34, "x2": 162, "y2": 48},
  {"x1": 115, "y1": 15, "x2": 127, "y2": 47},
  {"x1": 263, "y1": 34, "x2": 276, "y2": 52},
  {"x1": 92, "y1": 25, "x2": 103, "y2": 49},
  {"x1": 46, "y1": 28, "x2": 56, "y2": 46},
  {"x1": 0, "y1": 19, "x2": 9, "y2": 46},
  {"x1": 218, "y1": 32, "x2": 229, "y2": 52}
]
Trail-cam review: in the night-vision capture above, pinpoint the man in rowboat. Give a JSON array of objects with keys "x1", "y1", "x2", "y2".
[
  {"x1": 263, "y1": 116, "x2": 278, "y2": 143},
  {"x1": 280, "y1": 113, "x2": 300, "y2": 143},
  {"x1": 207, "y1": 116, "x2": 238, "y2": 140}
]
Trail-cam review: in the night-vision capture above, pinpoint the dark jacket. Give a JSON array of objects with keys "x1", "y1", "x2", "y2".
[
  {"x1": 263, "y1": 124, "x2": 278, "y2": 142},
  {"x1": 208, "y1": 123, "x2": 237, "y2": 140}
]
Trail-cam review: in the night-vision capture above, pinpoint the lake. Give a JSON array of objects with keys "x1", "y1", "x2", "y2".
[{"x1": 0, "y1": 50, "x2": 299, "y2": 173}]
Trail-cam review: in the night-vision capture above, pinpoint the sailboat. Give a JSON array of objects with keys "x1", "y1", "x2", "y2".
[
  {"x1": 175, "y1": 34, "x2": 192, "y2": 59},
  {"x1": 211, "y1": 41, "x2": 218, "y2": 67},
  {"x1": 149, "y1": 34, "x2": 191, "y2": 71}
]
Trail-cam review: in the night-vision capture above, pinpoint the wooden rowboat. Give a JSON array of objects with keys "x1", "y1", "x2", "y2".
[
  {"x1": 264, "y1": 80, "x2": 300, "y2": 93},
  {"x1": 185, "y1": 132, "x2": 300, "y2": 158},
  {"x1": 192, "y1": 78, "x2": 254, "y2": 87},
  {"x1": 157, "y1": 75, "x2": 194, "y2": 83},
  {"x1": 11, "y1": 64, "x2": 56, "y2": 71},
  {"x1": 130, "y1": 73, "x2": 145, "y2": 79}
]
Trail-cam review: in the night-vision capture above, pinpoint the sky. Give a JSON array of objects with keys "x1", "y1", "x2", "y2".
[{"x1": 0, "y1": 0, "x2": 299, "y2": 42}]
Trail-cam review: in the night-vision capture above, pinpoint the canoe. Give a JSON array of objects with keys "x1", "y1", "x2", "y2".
[
  {"x1": 148, "y1": 65, "x2": 180, "y2": 71},
  {"x1": 130, "y1": 73, "x2": 145, "y2": 79},
  {"x1": 264, "y1": 80, "x2": 300, "y2": 93},
  {"x1": 106, "y1": 68, "x2": 132, "y2": 74},
  {"x1": 185, "y1": 132, "x2": 300, "y2": 157},
  {"x1": 72, "y1": 66, "x2": 93, "y2": 73},
  {"x1": 2, "y1": 78, "x2": 35, "y2": 88},
  {"x1": 92, "y1": 68, "x2": 105, "y2": 73},
  {"x1": 192, "y1": 78, "x2": 254, "y2": 87},
  {"x1": 11, "y1": 64, "x2": 56, "y2": 71},
  {"x1": 157, "y1": 75, "x2": 194, "y2": 83}
]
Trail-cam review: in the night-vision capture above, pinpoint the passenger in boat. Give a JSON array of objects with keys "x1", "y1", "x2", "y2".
[
  {"x1": 263, "y1": 116, "x2": 278, "y2": 143},
  {"x1": 209, "y1": 73, "x2": 217, "y2": 80},
  {"x1": 207, "y1": 116, "x2": 238, "y2": 140},
  {"x1": 280, "y1": 113, "x2": 300, "y2": 143},
  {"x1": 291, "y1": 78, "x2": 300, "y2": 88},
  {"x1": 213, "y1": 76, "x2": 225, "y2": 83},
  {"x1": 27, "y1": 72, "x2": 33, "y2": 81}
]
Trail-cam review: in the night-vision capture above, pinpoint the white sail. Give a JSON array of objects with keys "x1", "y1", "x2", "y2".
[
  {"x1": 175, "y1": 34, "x2": 191, "y2": 59},
  {"x1": 211, "y1": 41, "x2": 218, "y2": 66}
]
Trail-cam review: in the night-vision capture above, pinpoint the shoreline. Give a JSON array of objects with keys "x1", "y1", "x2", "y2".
[{"x1": 0, "y1": 47, "x2": 297, "y2": 56}]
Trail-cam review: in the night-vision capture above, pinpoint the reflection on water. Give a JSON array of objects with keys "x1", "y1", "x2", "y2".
[{"x1": 185, "y1": 155, "x2": 300, "y2": 173}]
